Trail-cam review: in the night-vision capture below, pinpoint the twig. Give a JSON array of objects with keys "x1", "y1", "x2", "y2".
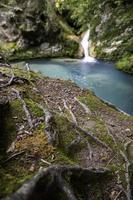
[
  {"x1": 114, "y1": 190, "x2": 123, "y2": 200},
  {"x1": 40, "y1": 158, "x2": 51, "y2": 165}
]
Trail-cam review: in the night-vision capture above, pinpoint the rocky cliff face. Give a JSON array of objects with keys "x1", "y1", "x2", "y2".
[
  {"x1": 89, "y1": 1, "x2": 133, "y2": 73},
  {"x1": 0, "y1": 0, "x2": 78, "y2": 60}
]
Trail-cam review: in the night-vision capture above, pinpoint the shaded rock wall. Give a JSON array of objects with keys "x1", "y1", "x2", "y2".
[{"x1": 0, "y1": 0, "x2": 78, "y2": 60}]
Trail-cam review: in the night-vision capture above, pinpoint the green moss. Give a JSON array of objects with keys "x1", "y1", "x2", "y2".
[
  {"x1": 24, "y1": 98, "x2": 44, "y2": 118},
  {"x1": 78, "y1": 93, "x2": 103, "y2": 112},
  {"x1": 55, "y1": 150, "x2": 76, "y2": 165},
  {"x1": 11, "y1": 99, "x2": 25, "y2": 123},
  {"x1": 55, "y1": 114, "x2": 77, "y2": 148},
  {"x1": 0, "y1": 42, "x2": 17, "y2": 51},
  {"x1": 0, "y1": 163, "x2": 32, "y2": 198}
]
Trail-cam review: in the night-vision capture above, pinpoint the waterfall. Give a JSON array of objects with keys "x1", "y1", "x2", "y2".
[{"x1": 81, "y1": 29, "x2": 96, "y2": 63}]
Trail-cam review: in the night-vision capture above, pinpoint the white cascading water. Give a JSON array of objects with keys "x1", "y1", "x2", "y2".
[{"x1": 81, "y1": 29, "x2": 96, "y2": 63}]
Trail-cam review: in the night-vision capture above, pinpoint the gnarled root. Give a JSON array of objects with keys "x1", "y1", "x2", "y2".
[{"x1": 3, "y1": 165, "x2": 112, "y2": 200}]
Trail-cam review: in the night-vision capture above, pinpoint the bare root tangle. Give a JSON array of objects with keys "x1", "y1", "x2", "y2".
[
  {"x1": 63, "y1": 99, "x2": 77, "y2": 125},
  {"x1": 11, "y1": 88, "x2": 33, "y2": 129},
  {"x1": 74, "y1": 97, "x2": 91, "y2": 115}
]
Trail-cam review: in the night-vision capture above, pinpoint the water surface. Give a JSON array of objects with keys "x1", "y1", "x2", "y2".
[{"x1": 29, "y1": 59, "x2": 133, "y2": 115}]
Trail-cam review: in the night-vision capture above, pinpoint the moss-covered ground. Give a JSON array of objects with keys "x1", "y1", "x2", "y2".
[{"x1": 0, "y1": 64, "x2": 133, "y2": 198}]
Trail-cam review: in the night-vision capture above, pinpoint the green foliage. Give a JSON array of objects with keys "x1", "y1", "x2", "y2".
[{"x1": 116, "y1": 55, "x2": 133, "y2": 74}]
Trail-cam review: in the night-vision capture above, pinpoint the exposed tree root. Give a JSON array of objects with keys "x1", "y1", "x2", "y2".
[
  {"x1": 12, "y1": 88, "x2": 33, "y2": 129},
  {"x1": 36, "y1": 103, "x2": 58, "y2": 145},
  {"x1": 40, "y1": 158, "x2": 51, "y2": 166},
  {"x1": 62, "y1": 99, "x2": 109, "y2": 149},
  {"x1": 2, "y1": 165, "x2": 111, "y2": 200},
  {"x1": 63, "y1": 99, "x2": 77, "y2": 125},
  {"x1": 74, "y1": 97, "x2": 91, "y2": 115},
  {"x1": 104, "y1": 120, "x2": 131, "y2": 199},
  {"x1": 75, "y1": 125, "x2": 110, "y2": 149},
  {"x1": 0, "y1": 65, "x2": 14, "y2": 88},
  {"x1": 58, "y1": 176, "x2": 77, "y2": 200},
  {"x1": 120, "y1": 150, "x2": 132, "y2": 200},
  {"x1": 3, "y1": 151, "x2": 25, "y2": 164}
]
